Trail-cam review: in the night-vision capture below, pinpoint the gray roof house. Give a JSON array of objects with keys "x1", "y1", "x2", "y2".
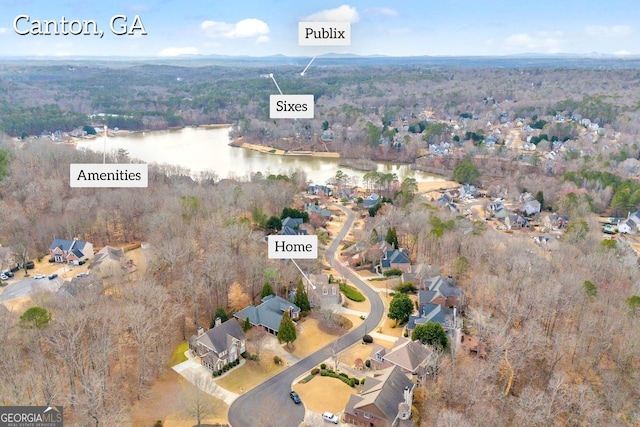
[
  {"x1": 377, "y1": 249, "x2": 411, "y2": 274},
  {"x1": 369, "y1": 337, "x2": 436, "y2": 386},
  {"x1": 279, "y1": 217, "x2": 307, "y2": 236},
  {"x1": 344, "y1": 365, "x2": 415, "y2": 427},
  {"x1": 49, "y1": 238, "x2": 94, "y2": 264},
  {"x1": 308, "y1": 273, "x2": 341, "y2": 307},
  {"x1": 233, "y1": 294, "x2": 301, "y2": 335},
  {"x1": 188, "y1": 320, "x2": 246, "y2": 372}
]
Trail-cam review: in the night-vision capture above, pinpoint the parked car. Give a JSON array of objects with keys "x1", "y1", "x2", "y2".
[
  {"x1": 76, "y1": 272, "x2": 89, "y2": 278},
  {"x1": 322, "y1": 412, "x2": 339, "y2": 424},
  {"x1": 34, "y1": 274, "x2": 46, "y2": 279},
  {"x1": 48, "y1": 273, "x2": 58, "y2": 280},
  {"x1": 0, "y1": 274, "x2": 8, "y2": 281},
  {"x1": 289, "y1": 391, "x2": 301, "y2": 404},
  {"x1": 1, "y1": 269, "x2": 14, "y2": 278}
]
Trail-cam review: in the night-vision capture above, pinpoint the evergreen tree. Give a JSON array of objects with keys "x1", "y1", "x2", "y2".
[
  {"x1": 453, "y1": 156, "x2": 480, "y2": 184},
  {"x1": 243, "y1": 317, "x2": 252, "y2": 332},
  {"x1": 211, "y1": 307, "x2": 229, "y2": 328},
  {"x1": 20, "y1": 306, "x2": 51, "y2": 328},
  {"x1": 261, "y1": 282, "x2": 274, "y2": 299},
  {"x1": 293, "y1": 280, "x2": 311, "y2": 313},
  {"x1": 385, "y1": 226, "x2": 399, "y2": 248},
  {"x1": 277, "y1": 311, "x2": 297, "y2": 348}
]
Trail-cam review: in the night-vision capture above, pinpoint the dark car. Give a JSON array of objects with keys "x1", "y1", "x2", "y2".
[
  {"x1": 48, "y1": 273, "x2": 58, "y2": 280},
  {"x1": 289, "y1": 391, "x2": 301, "y2": 404}
]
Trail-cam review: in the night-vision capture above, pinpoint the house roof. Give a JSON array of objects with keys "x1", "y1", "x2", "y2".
[
  {"x1": 383, "y1": 338, "x2": 434, "y2": 373},
  {"x1": 234, "y1": 294, "x2": 300, "y2": 333},
  {"x1": 408, "y1": 303, "x2": 453, "y2": 331},
  {"x1": 194, "y1": 319, "x2": 245, "y2": 355},
  {"x1": 381, "y1": 249, "x2": 410, "y2": 268},
  {"x1": 345, "y1": 366, "x2": 413, "y2": 423},
  {"x1": 423, "y1": 276, "x2": 462, "y2": 298},
  {"x1": 90, "y1": 246, "x2": 125, "y2": 269}
]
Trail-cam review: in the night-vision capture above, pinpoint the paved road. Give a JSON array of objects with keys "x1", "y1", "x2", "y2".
[
  {"x1": 0, "y1": 276, "x2": 63, "y2": 302},
  {"x1": 228, "y1": 204, "x2": 384, "y2": 427}
]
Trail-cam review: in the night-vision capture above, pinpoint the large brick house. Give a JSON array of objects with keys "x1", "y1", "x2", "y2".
[{"x1": 188, "y1": 319, "x2": 246, "y2": 372}]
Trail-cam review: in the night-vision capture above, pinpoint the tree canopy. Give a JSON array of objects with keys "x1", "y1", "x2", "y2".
[
  {"x1": 453, "y1": 156, "x2": 480, "y2": 184},
  {"x1": 388, "y1": 293, "x2": 414, "y2": 324},
  {"x1": 20, "y1": 306, "x2": 51, "y2": 328},
  {"x1": 411, "y1": 322, "x2": 449, "y2": 351}
]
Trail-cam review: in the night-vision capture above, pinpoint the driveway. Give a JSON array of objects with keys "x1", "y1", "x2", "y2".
[
  {"x1": 228, "y1": 203, "x2": 385, "y2": 427},
  {"x1": 172, "y1": 351, "x2": 239, "y2": 406}
]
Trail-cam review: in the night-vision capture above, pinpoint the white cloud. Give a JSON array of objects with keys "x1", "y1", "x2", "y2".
[
  {"x1": 303, "y1": 5, "x2": 359, "y2": 23},
  {"x1": 368, "y1": 7, "x2": 399, "y2": 17},
  {"x1": 505, "y1": 32, "x2": 563, "y2": 53},
  {"x1": 585, "y1": 25, "x2": 632, "y2": 38},
  {"x1": 158, "y1": 47, "x2": 200, "y2": 57},
  {"x1": 256, "y1": 35, "x2": 270, "y2": 44},
  {"x1": 614, "y1": 50, "x2": 631, "y2": 56},
  {"x1": 201, "y1": 18, "x2": 270, "y2": 40}
]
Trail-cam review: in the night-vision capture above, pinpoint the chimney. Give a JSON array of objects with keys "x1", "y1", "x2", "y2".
[
  {"x1": 214, "y1": 317, "x2": 222, "y2": 327},
  {"x1": 196, "y1": 326, "x2": 204, "y2": 336},
  {"x1": 403, "y1": 385, "x2": 411, "y2": 403}
]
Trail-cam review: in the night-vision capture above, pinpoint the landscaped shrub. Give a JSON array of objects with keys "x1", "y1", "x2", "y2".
[
  {"x1": 383, "y1": 268, "x2": 403, "y2": 277},
  {"x1": 365, "y1": 359, "x2": 371, "y2": 368},
  {"x1": 241, "y1": 351, "x2": 250, "y2": 359},
  {"x1": 361, "y1": 378, "x2": 365, "y2": 385},
  {"x1": 320, "y1": 363, "x2": 327, "y2": 369},
  {"x1": 353, "y1": 378, "x2": 360, "y2": 385},
  {"x1": 363, "y1": 335, "x2": 373, "y2": 344},
  {"x1": 311, "y1": 368, "x2": 320, "y2": 375},
  {"x1": 340, "y1": 283, "x2": 365, "y2": 302},
  {"x1": 274, "y1": 355, "x2": 283, "y2": 365},
  {"x1": 349, "y1": 378, "x2": 356, "y2": 387}
]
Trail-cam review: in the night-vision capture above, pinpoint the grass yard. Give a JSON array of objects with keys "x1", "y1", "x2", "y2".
[
  {"x1": 215, "y1": 350, "x2": 284, "y2": 393},
  {"x1": 293, "y1": 376, "x2": 355, "y2": 415},
  {"x1": 131, "y1": 369, "x2": 228, "y2": 427},
  {"x1": 169, "y1": 342, "x2": 189, "y2": 367},
  {"x1": 292, "y1": 317, "x2": 340, "y2": 358}
]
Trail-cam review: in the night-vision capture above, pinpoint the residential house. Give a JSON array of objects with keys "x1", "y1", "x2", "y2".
[
  {"x1": 369, "y1": 337, "x2": 436, "y2": 386},
  {"x1": 377, "y1": 249, "x2": 411, "y2": 274},
  {"x1": 344, "y1": 365, "x2": 415, "y2": 427},
  {"x1": 362, "y1": 193, "x2": 381, "y2": 208},
  {"x1": 407, "y1": 276, "x2": 463, "y2": 340},
  {"x1": 543, "y1": 213, "x2": 569, "y2": 231},
  {"x1": 487, "y1": 202, "x2": 509, "y2": 219},
  {"x1": 308, "y1": 273, "x2": 340, "y2": 307},
  {"x1": 619, "y1": 211, "x2": 640, "y2": 234},
  {"x1": 459, "y1": 184, "x2": 479, "y2": 199},
  {"x1": 90, "y1": 245, "x2": 137, "y2": 275},
  {"x1": 233, "y1": 294, "x2": 301, "y2": 336},
  {"x1": 519, "y1": 192, "x2": 541, "y2": 216},
  {"x1": 279, "y1": 217, "x2": 307, "y2": 236},
  {"x1": 308, "y1": 184, "x2": 333, "y2": 197},
  {"x1": 49, "y1": 238, "x2": 94, "y2": 264},
  {"x1": 505, "y1": 214, "x2": 530, "y2": 230},
  {"x1": 188, "y1": 319, "x2": 246, "y2": 372},
  {"x1": 306, "y1": 204, "x2": 332, "y2": 219}
]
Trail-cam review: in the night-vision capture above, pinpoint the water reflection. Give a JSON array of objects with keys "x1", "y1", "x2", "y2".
[{"x1": 76, "y1": 126, "x2": 443, "y2": 184}]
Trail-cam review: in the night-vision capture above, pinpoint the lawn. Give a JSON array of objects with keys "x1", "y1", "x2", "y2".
[
  {"x1": 292, "y1": 317, "x2": 340, "y2": 358},
  {"x1": 131, "y1": 369, "x2": 228, "y2": 427},
  {"x1": 169, "y1": 341, "x2": 189, "y2": 367},
  {"x1": 215, "y1": 350, "x2": 285, "y2": 393},
  {"x1": 293, "y1": 375, "x2": 355, "y2": 415}
]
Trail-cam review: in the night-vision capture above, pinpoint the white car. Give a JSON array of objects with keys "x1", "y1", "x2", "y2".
[
  {"x1": 0, "y1": 274, "x2": 8, "y2": 280},
  {"x1": 34, "y1": 274, "x2": 46, "y2": 279},
  {"x1": 322, "y1": 412, "x2": 339, "y2": 424}
]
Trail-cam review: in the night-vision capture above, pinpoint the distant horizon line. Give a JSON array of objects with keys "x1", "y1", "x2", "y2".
[{"x1": 0, "y1": 52, "x2": 638, "y2": 61}]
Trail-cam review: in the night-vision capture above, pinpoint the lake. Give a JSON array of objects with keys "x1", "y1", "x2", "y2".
[{"x1": 76, "y1": 126, "x2": 444, "y2": 185}]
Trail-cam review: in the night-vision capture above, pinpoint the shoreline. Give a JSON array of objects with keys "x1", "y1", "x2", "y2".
[{"x1": 231, "y1": 137, "x2": 340, "y2": 158}]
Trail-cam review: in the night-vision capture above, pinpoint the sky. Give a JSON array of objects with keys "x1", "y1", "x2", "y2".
[{"x1": 0, "y1": 0, "x2": 638, "y2": 58}]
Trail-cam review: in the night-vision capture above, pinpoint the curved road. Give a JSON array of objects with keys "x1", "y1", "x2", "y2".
[{"x1": 228, "y1": 204, "x2": 384, "y2": 427}]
